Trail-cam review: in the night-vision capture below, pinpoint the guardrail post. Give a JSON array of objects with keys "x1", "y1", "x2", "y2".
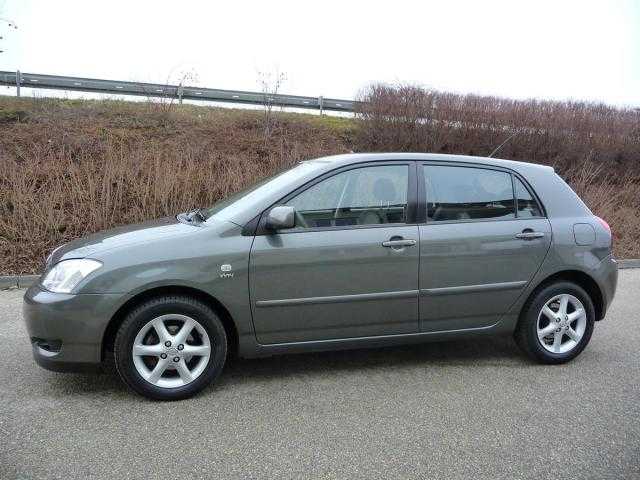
[
  {"x1": 16, "y1": 70, "x2": 20, "y2": 97},
  {"x1": 178, "y1": 85, "x2": 183, "y2": 104},
  {"x1": 318, "y1": 95, "x2": 323, "y2": 115}
]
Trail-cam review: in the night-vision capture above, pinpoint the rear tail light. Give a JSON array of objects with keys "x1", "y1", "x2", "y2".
[
  {"x1": 596, "y1": 216, "x2": 611, "y2": 233},
  {"x1": 596, "y1": 216, "x2": 613, "y2": 248}
]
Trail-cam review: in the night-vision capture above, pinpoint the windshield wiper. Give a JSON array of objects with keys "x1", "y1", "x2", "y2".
[
  {"x1": 187, "y1": 208, "x2": 207, "y2": 222},
  {"x1": 177, "y1": 208, "x2": 208, "y2": 225}
]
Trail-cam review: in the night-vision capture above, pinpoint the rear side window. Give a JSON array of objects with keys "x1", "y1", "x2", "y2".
[
  {"x1": 423, "y1": 165, "x2": 515, "y2": 221},
  {"x1": 514, "y1": 177, "x2": 543, "y2": 217}
]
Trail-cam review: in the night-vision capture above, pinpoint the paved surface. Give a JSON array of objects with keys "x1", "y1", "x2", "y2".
[{"x1": 2, "y1": 271, "x2": 639, "y2": 480}]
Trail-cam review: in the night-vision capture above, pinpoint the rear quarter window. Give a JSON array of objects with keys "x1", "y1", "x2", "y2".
[{"x1": 514, "y1": 177, "x2": 543, "y2": 217}]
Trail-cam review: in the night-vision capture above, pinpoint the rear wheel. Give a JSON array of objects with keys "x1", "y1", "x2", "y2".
[
  {"x1": 114, "y1": 296, "x2": 227, "y2": 400},
  {"x1": 515, "y1": 282, "x2": 595, "y2": 364}
]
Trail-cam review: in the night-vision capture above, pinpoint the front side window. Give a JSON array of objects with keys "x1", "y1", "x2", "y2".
[
  {"x1": 285, "y1": 165, "x2": 409, "y2": 228},
  {"x1": 424, "y1": 165, "x2": 515, "y2": 221}
]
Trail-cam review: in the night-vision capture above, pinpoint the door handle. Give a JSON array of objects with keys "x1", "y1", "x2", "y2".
[
  {"x1": 382, "y1": 239, "x2": 416, "y2": 248},
  {"x1": 515, "y1": 231, "x2": 545, "y2": 240}
]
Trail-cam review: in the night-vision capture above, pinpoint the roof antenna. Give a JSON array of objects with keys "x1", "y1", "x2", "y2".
[{"x1": 488, "y1": 131, "x2": 519, "y2": 158}]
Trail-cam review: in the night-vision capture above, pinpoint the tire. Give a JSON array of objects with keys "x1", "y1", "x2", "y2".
[
  {"x1": 114, "y1": 295, "x2": 227, "y2": 400},
  {"x1": 515, "y1": 281, "x2": 595, "y2": 364}
]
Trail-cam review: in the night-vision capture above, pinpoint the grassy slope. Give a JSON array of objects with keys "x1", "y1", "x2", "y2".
[
  {"x1": 0, "y1": 96, "x2": 637, "y2": 274},
  {"x1": 0, "y1": 97, "x2": 354, "y2": 274}
]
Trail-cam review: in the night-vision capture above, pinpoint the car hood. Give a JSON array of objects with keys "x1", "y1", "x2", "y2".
[{"x1": 48, "y1": 217, "x2": 202, "y2": 266}]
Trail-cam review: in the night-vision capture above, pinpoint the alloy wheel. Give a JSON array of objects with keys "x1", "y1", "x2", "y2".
[
  {"x1": 536, "y1": 294, "x2": 587, "y2": 354},
  {"x1": 132, "y1": 314, "x2": 211, "y2": 388}
]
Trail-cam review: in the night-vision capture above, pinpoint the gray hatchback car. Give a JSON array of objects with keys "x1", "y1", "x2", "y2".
[{"x1": 24, "y1": 153, "x2": 618, "y2": 400}]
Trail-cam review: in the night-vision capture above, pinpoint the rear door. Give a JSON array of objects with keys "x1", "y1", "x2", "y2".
[
  {"x1": 249, "y1": 162, "x2": 420, "y2": 344},
  {"x1": 418, "y1": 163, "x2": 551, "y2": 332}
]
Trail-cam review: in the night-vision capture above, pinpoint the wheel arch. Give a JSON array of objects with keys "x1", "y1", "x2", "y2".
[
  {"x1": 101, "y1": 285, "x2": 239, "y2": 362},
  {"x1": 526, "y1": 270, "x2": 604, "y2": 321}
]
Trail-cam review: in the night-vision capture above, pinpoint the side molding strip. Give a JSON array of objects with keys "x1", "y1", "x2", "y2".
[
  {"x1": 258, "y1": 321, "x2": 500, "y2": 348},
  {"x1": 256, "y1": 289, "x2": 418, "y2": 308},
  {"x1": 421, "y1": 280, "x2": 527, "y2": 296}
]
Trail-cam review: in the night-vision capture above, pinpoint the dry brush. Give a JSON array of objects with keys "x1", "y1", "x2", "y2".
[{"x1": 0, "y1": 89, "x2": 638, "y2": 275}]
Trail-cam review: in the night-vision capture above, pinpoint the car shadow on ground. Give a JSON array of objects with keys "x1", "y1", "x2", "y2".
[
  {"x1": 42, "y1": 335, "x2": 528, "y2": 397},
  {"x1": 222, "y1": 336, "x2": 527, "y2": 382}
]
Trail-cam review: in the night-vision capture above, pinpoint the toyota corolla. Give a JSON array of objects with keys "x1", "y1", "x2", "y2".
[{"x1": 23, "y1": 153, "x2": 618, "y2": 400}]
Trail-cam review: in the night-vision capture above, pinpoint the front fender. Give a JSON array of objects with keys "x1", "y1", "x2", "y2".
[{"x1": 79, "y1": 222, "x2": 256, "y2": 357}]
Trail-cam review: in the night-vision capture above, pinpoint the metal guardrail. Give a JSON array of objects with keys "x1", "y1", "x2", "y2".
[{"x1": 0, "y1": 71, "x2": 355, "y2": 113}]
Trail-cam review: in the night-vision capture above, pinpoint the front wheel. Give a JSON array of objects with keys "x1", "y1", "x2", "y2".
[
  {"x1": 515, "y1": 282, "x2": 595, "y2": 364},
  {"x1": 114, "y1": 296, "x2": 227, "y2": 400}
]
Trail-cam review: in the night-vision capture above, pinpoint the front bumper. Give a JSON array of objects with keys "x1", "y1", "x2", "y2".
[{"x1": 23, "y1": 284, "x2": 123, "y2": 372}]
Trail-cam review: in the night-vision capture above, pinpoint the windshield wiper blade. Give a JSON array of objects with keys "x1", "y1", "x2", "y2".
[{"x1": 185, "y1": 208, "x2": 207, "y2": 223}]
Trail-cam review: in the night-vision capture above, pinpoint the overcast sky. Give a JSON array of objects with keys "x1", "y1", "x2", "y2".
[{"x1": 1, "y1": 0, "x2": 639, "y2": 107}]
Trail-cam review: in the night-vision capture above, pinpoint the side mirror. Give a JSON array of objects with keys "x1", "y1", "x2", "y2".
[{"x1": 265, "y1": 206, "x2": 296, "y2": 230}]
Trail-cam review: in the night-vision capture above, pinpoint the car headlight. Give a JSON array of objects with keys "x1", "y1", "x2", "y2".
[{"x1": 41, "y1": 259, "x2": 102, "y2": 293}]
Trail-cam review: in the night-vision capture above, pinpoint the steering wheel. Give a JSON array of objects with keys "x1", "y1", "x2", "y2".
[{"x1": 295, "y1": 210, "x2": 309, "y2": 228}]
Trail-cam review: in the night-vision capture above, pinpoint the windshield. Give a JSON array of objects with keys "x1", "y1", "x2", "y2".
[{"x1": 203, "y1": 161, "x2": 329, "y2": 222}]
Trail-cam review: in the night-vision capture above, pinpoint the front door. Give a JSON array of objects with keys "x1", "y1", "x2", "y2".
[
  {"x1": 418, "y1": 164, "x2": 552, "y2": 332},
  {"x1": 249, "y1": 162, "x2": 420, "y2": 344}
]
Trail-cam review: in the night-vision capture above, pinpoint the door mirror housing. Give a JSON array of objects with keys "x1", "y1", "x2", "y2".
[{"x1": 265, "y1": 206, "x2": 296, "y2": 230}]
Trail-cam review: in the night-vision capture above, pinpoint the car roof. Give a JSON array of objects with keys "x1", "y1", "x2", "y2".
[{"x1": 304, "y1": 152, "x2": 555, "y2": 174}]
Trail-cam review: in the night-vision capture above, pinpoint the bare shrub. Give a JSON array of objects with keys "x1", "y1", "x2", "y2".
[
  {"x1": 355, "y1": 83, "x2": 640, "y2": 175},
  {"x1": 1, "y1": 89, "x2": 639, "y2": 275},
  {"x1": 563, "y1": 162, "x2": 640, "y2": 259},
  {"x1": 139, "y1": 68, "x2": 200, "y2": 124},
  {"x1": 257, "y1": 69, "x2": 286, "y2": 138},
  {"x1": 0, "y1": 98, "x2": 347, "y2": 274},
  {"x1": 355, "y1": 83, "x2": 640, "y2": 258}
]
